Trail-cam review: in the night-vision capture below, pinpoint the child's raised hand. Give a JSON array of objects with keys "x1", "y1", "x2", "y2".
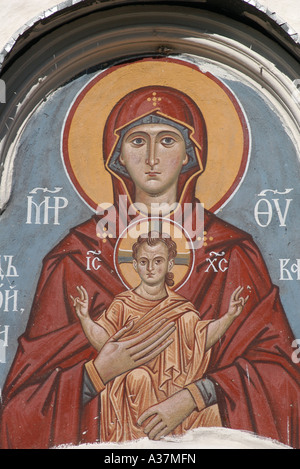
[
  {"x1": 70, "y1": 286, "x2": 89, "y2": 320},
  {"x1": 228, "y1": 286, "x2": 249, "y2": 319}
]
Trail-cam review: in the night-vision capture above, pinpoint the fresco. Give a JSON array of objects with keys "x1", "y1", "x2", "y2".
[{"x1": 0, "y1": 56, "x2": 299, "y2": 449}]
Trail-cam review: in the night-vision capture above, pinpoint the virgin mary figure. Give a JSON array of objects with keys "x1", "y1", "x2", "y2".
[{"x1": 0, "y1": 83, "x2": 299, "y2": 449}]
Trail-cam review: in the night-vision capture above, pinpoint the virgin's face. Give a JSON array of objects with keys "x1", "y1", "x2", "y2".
[
  {"x1": 119, "y1": 124, "x2": 188, "y2": 198},
  {"x1": 133, "y1": 242, "x2": 173, "y2": 287}
]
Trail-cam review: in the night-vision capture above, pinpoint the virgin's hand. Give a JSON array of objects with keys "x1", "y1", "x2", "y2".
[
  {"x1": 94, "y1": 319, "x2": 176, "y2": 384},
  {"x1": 138, "y1": 389, "x2": 197, "y2": 440}
]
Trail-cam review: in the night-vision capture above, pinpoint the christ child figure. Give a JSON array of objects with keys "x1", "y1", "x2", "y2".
[{"x1": 71, "y1": 232, "x2": 248, "y2": 442}]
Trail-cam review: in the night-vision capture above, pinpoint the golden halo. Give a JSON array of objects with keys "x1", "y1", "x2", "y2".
[
  {"x1": 113, "y1": 218, "x2": 195, "y2": 291},
  {"x1": 62, "y1": 57, "x2": 250, "y2": 212}
]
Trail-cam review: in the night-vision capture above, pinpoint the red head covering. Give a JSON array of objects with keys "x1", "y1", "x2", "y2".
[{"x1": 103, "y1": 86, "x2": 207, "y2": 206}]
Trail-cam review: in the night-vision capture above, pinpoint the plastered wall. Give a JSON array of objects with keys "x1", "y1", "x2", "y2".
[
  {"x1": 0, "y1": 0, "x2": 299, "y2": 51},
  {"x1": 0, "y1": 0, "x2": 299, "y2": 451}
]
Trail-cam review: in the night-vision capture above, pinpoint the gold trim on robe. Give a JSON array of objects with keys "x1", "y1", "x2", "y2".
[{"x1": 96, "y1": 287, "x2": 221, "y2": 442}]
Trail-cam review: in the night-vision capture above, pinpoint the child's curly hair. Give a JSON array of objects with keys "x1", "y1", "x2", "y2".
[{"x1": 132, "y1": 231, "x2": 177, "y2": 287}]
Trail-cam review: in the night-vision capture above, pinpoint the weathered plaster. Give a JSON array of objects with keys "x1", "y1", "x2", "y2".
[
  {"x1": 0, "y1": 0, "x2": 299, "y2": 451},
  {"x1": 0, "y1": 0, "x2": 299, "y2": 64}
]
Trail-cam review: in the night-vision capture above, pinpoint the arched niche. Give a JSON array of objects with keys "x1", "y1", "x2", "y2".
[{"x1": 0, "y1": 0, "x2": 299, "y2": 450}]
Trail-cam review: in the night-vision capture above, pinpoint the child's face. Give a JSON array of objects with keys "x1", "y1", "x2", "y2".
[{"x1": 133, "y1": 241, "x2": 174, "y2": 287}]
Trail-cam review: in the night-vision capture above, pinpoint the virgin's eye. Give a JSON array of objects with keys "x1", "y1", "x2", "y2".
[
  {"x1": 161, "y1": 137, "x2": 175, "y2": 146},
  {"x1": 131, "y1": 137, "x2": 145, "y2": 146}
]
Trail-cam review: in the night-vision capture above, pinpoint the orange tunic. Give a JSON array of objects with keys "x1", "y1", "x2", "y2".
[{"x1": 96, "y1": 287, "x2": 221, "y2": 442}]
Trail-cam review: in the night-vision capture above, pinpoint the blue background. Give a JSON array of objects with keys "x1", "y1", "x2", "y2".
[{"x1": 0, "y1": 62, "x2": 299, "y2": 388}]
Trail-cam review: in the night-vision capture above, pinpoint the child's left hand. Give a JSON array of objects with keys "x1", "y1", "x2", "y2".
[{"x1": 228, "y1": 286, "x2": 249, "y2": 319}]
